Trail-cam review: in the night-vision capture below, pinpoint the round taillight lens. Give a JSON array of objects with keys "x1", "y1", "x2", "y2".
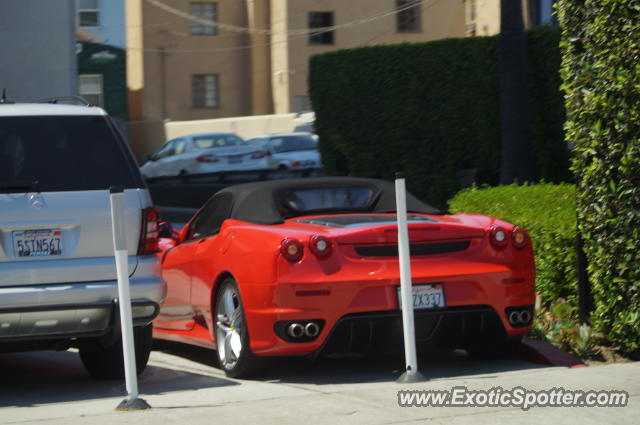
[
  {"x1": 512, "y1": 227, "x2": 529, "y2": 249},
  {"x1": 309, "y1": 235, "x2": 332, "y2": 258},
  {"x1": 490, "y1": 226, "x2": 509, "y2": 248},
  {"x1": 280, "y1": 238, "x2": 303, "y2": 262}
]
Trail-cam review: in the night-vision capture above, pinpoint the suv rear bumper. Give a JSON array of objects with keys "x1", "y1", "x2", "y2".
[{"x1": 0, "y1": 276, "x2": 165, "y2": 340}]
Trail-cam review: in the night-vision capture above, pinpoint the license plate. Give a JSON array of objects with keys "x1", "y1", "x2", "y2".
[
  {"x1": 228, "y1": 156, "x2": 242, "y2": 164},
  {"x1": 13, "y1": 229, "x2": 63, "y2": 257},
  {"x1": 397, "y1": 283, "x2": 445, "y2": 310}
]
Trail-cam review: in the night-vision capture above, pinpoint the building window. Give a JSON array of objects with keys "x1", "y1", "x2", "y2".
[
  {"x1": 190, "y1": 2, "x2": 217, "y2": 35},
  {"x1": 192, "y1": 74, "x2": 219, "y2": 108},
  {"x1": 308, "y1": 12, "x2": 334, "y2": 45},
  {"x1": 396, "y1": 0, "x2": 421, "y2": 33},
  {"x1": 78, "y1": 74, "x2": 103, "y2": 107},
  {"x1": 77, "y1": 0, "x2": 100, "y2": 27}
]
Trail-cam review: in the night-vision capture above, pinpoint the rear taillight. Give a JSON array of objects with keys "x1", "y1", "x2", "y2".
[
  {"x1": 512, "y1": 227, "x2": 529, "y2": 249},
  {"x1": 250, "y1": 150, "x2": 269, "y2": 159},
  {"x1": 196, "y1": 154, "x2": 219, "y2": 163},
  {"x1": 280, "y1": 238, "x2": 303, "y2": 262},
  {"x1": 309, "y1": 235, "x2": 332, "y2": 258},
  {"x1": 138, "y1": 207, "x2": 160, "y2": 254},
  {"x1": 489, "y1": 226, "x2": 508, "y2": 249}
]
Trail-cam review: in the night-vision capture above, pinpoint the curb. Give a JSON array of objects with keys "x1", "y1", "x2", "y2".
[{"x1": 520, "y1": 337, "x2": 587, "y2": 368}]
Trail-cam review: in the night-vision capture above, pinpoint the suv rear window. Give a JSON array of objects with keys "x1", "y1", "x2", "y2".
[{"x1": 0, "y1": 115, "x2": 141, "y2": 192}]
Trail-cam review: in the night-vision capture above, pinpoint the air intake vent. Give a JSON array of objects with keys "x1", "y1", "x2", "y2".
[{"x1": 355, "y1": 240, "x2": 470, "y2": 257}]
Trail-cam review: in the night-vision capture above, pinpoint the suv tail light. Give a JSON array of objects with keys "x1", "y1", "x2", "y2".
[
  {"x1": 309, "y1": 235, "x2": 332, "y2": 258},
  {"x1": 250, "y1": 150, "x2": 270, "y2": 159},
  {"x1": 196, "y1": 154, "x2": 219, "y2": 163},
  {"x1": 280, "y1": 238, "x2": 303, "y2": 262},
  {"x1": 138, "y1": 207, "x2": 160, "y2": 254},
  {"x1": 512, "y1": 227, "x2": 529, "y2": 249},
  {"x1": 489, "y1": 226, "x2": 509, "y2": 249}
]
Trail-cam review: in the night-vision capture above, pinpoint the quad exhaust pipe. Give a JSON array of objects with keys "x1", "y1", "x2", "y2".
[
  {"x1": 286, "y1": 321, "x2": 322, "y2": 339},
  {"x1": 287, "y1": 323, "x2": 305, "y2": 338},
  {"x1": 304, "y1": 322, "x2": 320, "y2": 337},
  {"x1": 507, "y1": 309, "x2": 532, "y2": 326}
]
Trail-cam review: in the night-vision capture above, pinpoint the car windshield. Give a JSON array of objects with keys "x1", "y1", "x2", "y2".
[
  {"x1": 279, "y1": 186, "x2": 373, "y2": 213},
  {"x1": 193, "y1": 134, "x2": 246, "y2": 149},
  {"x1": 0, "y1": 115, "x2": 139, "y2": 192},
  {"x1": 270, "y1": 135, "x2": 316, "y2": 153}
]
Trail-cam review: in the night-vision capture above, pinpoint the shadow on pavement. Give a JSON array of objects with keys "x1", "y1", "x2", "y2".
[
  {"x1": 152, "y1": 339, "x2": 551, "y2": 385},
  {"x1": 0, "y1": 348, "x2": 237, "y2": 408}
]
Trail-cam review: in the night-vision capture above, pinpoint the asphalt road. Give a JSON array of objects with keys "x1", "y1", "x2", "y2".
[{"x1": 1, "y1": 342, "x2": 638, "y2": 425}]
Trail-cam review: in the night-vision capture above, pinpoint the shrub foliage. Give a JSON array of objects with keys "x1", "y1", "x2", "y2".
[
  {"x1": 309, "y1": 27, "x2": 569, "y2": 208},
  {"x1": 557, "y1": 0, "x2": 640, "y2": 356}
]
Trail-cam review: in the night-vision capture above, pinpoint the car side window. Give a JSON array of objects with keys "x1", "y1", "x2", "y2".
[
  {"x1": 187, "y1": 194, "x2": 233, "y2": 240},
  {"x1": 173, "y1": 138, "x2": 187, "y2": 155},
  {"x1": 154, "y1": 140, "x2": 176, "y2": 160}
]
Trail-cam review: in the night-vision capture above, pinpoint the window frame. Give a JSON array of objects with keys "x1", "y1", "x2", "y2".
[
  {"x1": 308, "y1": 11, "x2": 335, "y2": 45},
  {"x1": 78, "y1": 74, "x2": 104, "y2": 108},
  {"x1": 192, "y1": 74, "x2": 220, "y2": 108},
  {"x1": 396, "y1": 0, "x2": 422, "y2": 33},
  {"x1": 190, "y1": 2, "x2": 218, "y2": 36},
  {"x1": 77, "y1": 0, "x2": 100, "y2": 27}
]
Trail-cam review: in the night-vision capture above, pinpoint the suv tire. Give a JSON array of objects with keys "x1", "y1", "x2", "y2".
[{"x1": 79, "y1": 323, "x2": 153, "y2": 379}]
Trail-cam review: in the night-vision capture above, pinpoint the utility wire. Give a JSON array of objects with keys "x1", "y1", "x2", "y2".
[
  {"x1": 145, "y1": 0, "x2": 423, "y2": 36},
  {"x1": 132, "y1": 0, "x2": 441, "y2": 54}
]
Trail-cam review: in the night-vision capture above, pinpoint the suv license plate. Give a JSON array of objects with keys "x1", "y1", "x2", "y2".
[
  {"x1": 397, "y1": 283, "x2": 445, "y2": 310},
  {"x1": 228, "y1": 156, "x2": 242, "y2": 164},
  {"x1": 13, "y1": 229, "x2": 63, "y2": 257}
]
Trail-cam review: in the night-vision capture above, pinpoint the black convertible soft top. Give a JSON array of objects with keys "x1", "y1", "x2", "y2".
[{"x1": 214, "y1": 177, "x2": 442, "y2": 225}]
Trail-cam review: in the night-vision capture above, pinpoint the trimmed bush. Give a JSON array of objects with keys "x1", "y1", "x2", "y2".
[
  {"x1": 448, "y1": 184, "x2": 577, "y2": 307},
  {"x1": 558, "y1": 0, "x2": 640, "y2": 356},
  {"x1": 309, "y1": 27, "x2": 569, "y2": 209}
]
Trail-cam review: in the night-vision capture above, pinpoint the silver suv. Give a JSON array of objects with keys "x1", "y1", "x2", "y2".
[{"x1": 0, "y1": 101, "x2": 166, "y2": 378}]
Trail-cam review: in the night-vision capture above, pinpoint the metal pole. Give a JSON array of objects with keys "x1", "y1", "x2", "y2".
[
  {"x1": 109, "y1": 187, "x2": 151, "y2": 410},
  {"x1": 395, "y1": 173, "x2": 427, "y2": 383}
]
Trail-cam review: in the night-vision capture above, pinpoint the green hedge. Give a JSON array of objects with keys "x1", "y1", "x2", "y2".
[
  {"x1": 309, "y1": 27, "x2": 570, "y2": 209},
  {"x1": 448, "y1": 184, "x2": 577, "y2": 307},
  {"x1": 558, "y1": 0, "x2": 640, "y2": 356}
]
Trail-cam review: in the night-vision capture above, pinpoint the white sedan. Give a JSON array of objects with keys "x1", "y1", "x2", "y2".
[
  {"x1": 140, "y1": 133, "x2": 263, "y2": 179},
  {"x1": 247, "y1": 133, "x2": 323, "y2": 172}
]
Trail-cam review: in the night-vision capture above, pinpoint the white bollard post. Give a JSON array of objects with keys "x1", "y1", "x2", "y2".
[
  {"x1": 109, "y1": 187, "x2": 151, "y2": 410},
  {"x1": 395, "y1": 173, "x2": 427, "y2": 383}
]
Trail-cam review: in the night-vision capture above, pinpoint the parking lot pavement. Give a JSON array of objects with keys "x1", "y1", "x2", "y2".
[{"x1": 1, "y1": 342, "x2": 638, "y2": 425}]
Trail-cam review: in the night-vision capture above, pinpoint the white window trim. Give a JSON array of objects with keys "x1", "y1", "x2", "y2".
[
  {"x1": 77, "y1": 0, "x2": 100, "y2": 28},
  {"x1": 78, "y1": 74, "x2": 104, "y2": 107}
]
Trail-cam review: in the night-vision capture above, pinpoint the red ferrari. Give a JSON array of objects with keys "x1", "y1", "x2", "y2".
[{"x1": 154, "y1": 177, "x2": 535, "y2": 377}]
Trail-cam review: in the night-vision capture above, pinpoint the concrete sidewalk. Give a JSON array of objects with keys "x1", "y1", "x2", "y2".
[{"x1": 0, "y1": 343, "x2": 637, "y2": 425}]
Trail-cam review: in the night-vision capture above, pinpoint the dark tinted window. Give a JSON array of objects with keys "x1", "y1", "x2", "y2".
[
  {"x1": 270, "y1": 135, "x2": 317, "y2": 153},
  {"x1": 0, "y1": 115, "x2": 139, "y2": 192},
  {"x1": 280, "y1": 186, "x2": 373, "y2": 213},
  {"x1": 188, "y1": 194, "x2": 233, "y2": 239}
]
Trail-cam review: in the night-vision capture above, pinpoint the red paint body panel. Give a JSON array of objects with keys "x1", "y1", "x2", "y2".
[{"x1": 153, "y1": 212, "x2": 536, "y2": 357}]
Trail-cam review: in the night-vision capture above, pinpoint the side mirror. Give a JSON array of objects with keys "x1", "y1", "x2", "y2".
[{"x1": 158, "y1": 221, "x2": 174, "y2": 239}]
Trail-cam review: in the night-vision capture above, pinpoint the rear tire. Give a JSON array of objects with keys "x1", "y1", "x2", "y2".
[
  {"x1": 214, "y1": 278, "x2": 261, "y2": 378},
  {"x1": 79, "y1": 323, "x2": 153, "y2": 379}
]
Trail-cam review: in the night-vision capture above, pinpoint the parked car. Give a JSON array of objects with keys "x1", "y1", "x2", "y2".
[
  {"x1": 140, "y1": 133, "x2": 263, "y2": 180},
  {"x1": 247, "y1": 132, "x2": 322, "y2": 172},
  {"x1": 154, "y1": 177, "x2": 535, "y2": 378},
  {"x1": 0, "y1": 100, "x2": 166, "y2": 379}
]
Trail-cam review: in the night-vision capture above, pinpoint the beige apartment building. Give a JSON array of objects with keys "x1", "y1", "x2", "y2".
[{"x1": 126, "y1": 0, "x2": 468, "y2": 122}]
